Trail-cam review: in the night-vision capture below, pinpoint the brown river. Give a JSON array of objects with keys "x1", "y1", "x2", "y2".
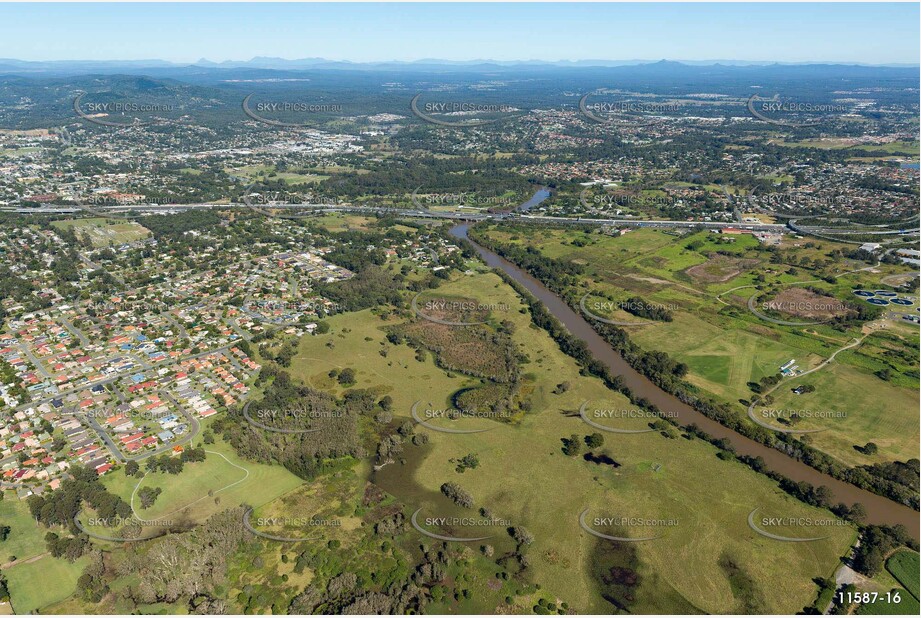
[{"x1": 449, "y1": 222, "x2": 919, "y2": 540}]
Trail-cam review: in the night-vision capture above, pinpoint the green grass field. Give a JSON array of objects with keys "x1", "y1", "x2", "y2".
[
  {"x1": 630, "y1": 311, "x2": 823, "y2": 403},
  {"x1": 288, "y1": 283, "x2": 500, "y2": 415},
  {"x1": 0, "y1": 497, "x2": 50, "y2": 564},
  {"x1": 225, "y1": 164, "x2": 328, "y2": 185},
  {"x1": 886, "y1": 549, "x2": 920, "y2": 600},
  {"x1": 0, "y1": 496, "x2": 94, "y2": 612},
  {"x1": 4, "y1": 554, "x2": 89, "y2": 613},
  {"x1": 102, "y1": 436, "x2": 304, "y2": 529},
  {"x1": 777, "y1": 139, "x2": 920, "y2": 157},
  {"x1": 294, "y1": 271, "x2": 856, "y2": 614},
  {"x1": 755, "y1": 362, "x2": 919, "y2": 466},
  {"x1": 302, "y1": 213, "x2": 377, "y2": 231}
]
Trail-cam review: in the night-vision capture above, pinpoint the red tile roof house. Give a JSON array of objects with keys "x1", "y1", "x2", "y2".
[
  {"x1": 120, "y1": 432, "x2": 145, "y2": 445},
  {"x1": 75, "y1": 445, "x2": 99, "y2": 458}
]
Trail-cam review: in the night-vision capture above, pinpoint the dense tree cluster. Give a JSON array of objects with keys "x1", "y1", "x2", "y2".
[
  {"x1": 28, "y1": 465, "x2": 131, "y2": 530},
  {"x1": 216, "y1": 370, "x2": 366, "y2": 480},
  {"x1": 315, "y1": 265, "x2": 405, "y2": 312},
  {"x1": 852, "y1": 524, "x2": 919, "y2": 577},
  {"x1": 440, "y1": 482, "x2": 474, "y2": 508},
  {"x1": 104, "y1": 508, "x2": 247, "y2": 607}
]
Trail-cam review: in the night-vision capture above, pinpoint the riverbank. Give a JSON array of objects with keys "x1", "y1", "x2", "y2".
[{"x1": 450, "y1": 222, "x2": 919, "y2": 539}]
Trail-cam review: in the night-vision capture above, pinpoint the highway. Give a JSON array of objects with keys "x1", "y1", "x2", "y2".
[
  {"x1": 9, "y1": 202, "x2": 790, "y2": 230},
  {"x1": 8, "y1": 201, "x2": 918, "y2": 239}
]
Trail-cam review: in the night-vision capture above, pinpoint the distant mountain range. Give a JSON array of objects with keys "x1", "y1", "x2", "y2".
[{"x1": 0, "y1": 56, "x2": 917, "y2": 76}]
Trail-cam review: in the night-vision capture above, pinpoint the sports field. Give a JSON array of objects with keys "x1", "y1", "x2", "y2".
[
  {"x1": 51, "y1": 218, "x2": 151, "y2": 247},
  {"x1": 886, "y1": 549, "x2": 920, "y2": 600}
]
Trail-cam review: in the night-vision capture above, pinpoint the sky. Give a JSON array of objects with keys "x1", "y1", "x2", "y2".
[{"x1": 0, "y1": 2, "x2": 918, "y2": 65}]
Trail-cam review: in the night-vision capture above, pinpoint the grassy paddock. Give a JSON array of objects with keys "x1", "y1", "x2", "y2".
[
  {"x1": 886, "y1": 549, "x2": 920, "y2": 600},
  {"x1": 102, "y1": 437, "x2": 304, "y2": 527},
  {"x1": 294, "y1": 271, "x2": 856, "y2": 614},
  {"x1": 4, "y1": 554, "x2": 89, "y2": 613}
]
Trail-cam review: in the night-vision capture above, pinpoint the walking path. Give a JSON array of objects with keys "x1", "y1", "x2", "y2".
[{"x1": 128, "y1": 450, "x2": 250, "y2": 523}]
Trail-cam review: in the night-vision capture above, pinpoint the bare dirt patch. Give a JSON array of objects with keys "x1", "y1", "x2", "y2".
[
  {"x1": 763, "y1": 287, "x2": 854, "y2": 320},
  {"x1": 685, "y1": 254, "x2": 760, "y2": 283}
]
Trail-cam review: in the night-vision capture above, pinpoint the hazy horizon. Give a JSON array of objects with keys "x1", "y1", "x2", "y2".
[
  {"x1": 1, "y1": 3, "x2": 918, "y2": 66},
  {"x1": 1, "y1": 56, "x2": 918, "y2": 68}
]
